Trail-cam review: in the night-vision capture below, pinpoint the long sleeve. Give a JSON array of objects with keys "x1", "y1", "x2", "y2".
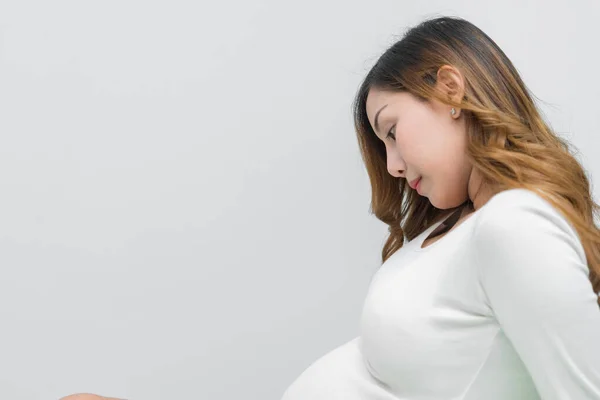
[{"x1": 471, "y1": 191, "x2": 600, "y2": 399}]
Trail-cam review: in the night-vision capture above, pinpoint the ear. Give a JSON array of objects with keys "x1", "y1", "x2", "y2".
[{"x1": 435, "y1": 65, "x2": 465, "y2": 119}]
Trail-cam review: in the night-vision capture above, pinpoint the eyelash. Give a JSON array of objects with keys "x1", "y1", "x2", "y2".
[{"x1": 386, "y1": 125, "x2": 396, "y2": 141}]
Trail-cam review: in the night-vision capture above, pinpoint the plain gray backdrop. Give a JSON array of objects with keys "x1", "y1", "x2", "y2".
[{"x1": 0, "y1": 1, "x2": 598, "y2": 399}]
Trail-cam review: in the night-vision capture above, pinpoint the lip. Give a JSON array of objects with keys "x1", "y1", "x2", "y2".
[{"x1": 408, "y1": 177, "x2": 421, "y2": 190}]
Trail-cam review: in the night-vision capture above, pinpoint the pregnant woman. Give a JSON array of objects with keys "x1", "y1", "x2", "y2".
[{"x1": 281, "y1": 15, "x2": 600, "y2": 400}]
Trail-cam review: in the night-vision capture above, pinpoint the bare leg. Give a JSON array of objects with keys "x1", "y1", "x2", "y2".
[{"x1": 59, "y1": 394, "x2": 125, "y2": 400}]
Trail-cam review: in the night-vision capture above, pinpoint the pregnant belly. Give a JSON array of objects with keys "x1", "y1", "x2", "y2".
[{"x1": 280, "y1": 336, "x2": 398, "y2": 400}]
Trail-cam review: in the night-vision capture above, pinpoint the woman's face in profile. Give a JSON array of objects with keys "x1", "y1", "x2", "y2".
[{"x1": 365, "y1": 88, "x2": 473, "y2": 209}]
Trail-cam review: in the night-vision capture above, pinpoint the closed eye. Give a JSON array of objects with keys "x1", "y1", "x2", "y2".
[{"x1": 386, "y1": 125, "x2": 396, "y2": 141}]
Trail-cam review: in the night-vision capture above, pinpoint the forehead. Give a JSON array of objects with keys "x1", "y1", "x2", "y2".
[
  {"x1": 366, "y1": 88, "x2": 391, "y2": 112},
  {"x1": 367, "y1": 88, "x2": 414, "y2": 110},
  {"x1": 366, "y1": 89, "x2": 410, "y2": 126}
]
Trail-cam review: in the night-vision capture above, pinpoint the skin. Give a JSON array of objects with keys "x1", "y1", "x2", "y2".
[
  {"x1": 365, "y1": 65, "x2": 494, "y2": 213},
  {"x1": 60, "y1": 68, "x2": 497, "y2": 400},
  {"x1": 59, "y1": 394, "x2": 125, "y2": 400}
]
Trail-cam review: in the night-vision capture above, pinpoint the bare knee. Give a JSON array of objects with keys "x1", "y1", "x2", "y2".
[
  {"x1": 60, "y1": 394, "x2": 124, "y2": 400},
  {"x1": 60, "y1": 395, "x2": 103, "y2": 400}
]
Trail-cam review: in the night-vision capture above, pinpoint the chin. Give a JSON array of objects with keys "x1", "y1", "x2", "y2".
[
  {"x1": 430, "y1": 201, "x2": 450, "y2": 210},
  {"x1": 428, "y1": 195, "x2": 463, "y2": 210}
]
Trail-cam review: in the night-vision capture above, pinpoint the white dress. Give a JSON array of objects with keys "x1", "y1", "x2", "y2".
[{"x1": 281, "y1": 188, "x2": 600, "y2": 399}]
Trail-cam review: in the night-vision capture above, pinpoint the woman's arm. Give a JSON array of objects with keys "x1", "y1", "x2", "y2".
[{"x1": 472, "y1": 190, "x2": 600, "y2": 399}]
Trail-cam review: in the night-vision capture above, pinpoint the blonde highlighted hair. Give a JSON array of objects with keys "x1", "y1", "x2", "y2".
[{"x1": 352, "y1": 16, "x2": 600, "y2": 306}]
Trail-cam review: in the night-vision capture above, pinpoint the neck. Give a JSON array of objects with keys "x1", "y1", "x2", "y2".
[{"x1": 468, "y1": 169, "x2": 495, "y2": 211}]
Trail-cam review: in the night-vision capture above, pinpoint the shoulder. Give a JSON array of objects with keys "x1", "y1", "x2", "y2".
[
  {"x1": 472, "y1": 187, "x2": 588, "y2": 272},
  {"x1": 477, "y1": 187, "x2": 558, "y2": 218},
  {"x1": 474, "y1": 188, "x2": 579, "y2": 240}
]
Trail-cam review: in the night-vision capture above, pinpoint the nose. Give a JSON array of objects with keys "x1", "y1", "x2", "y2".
[{"x1": 387, "y1": 152, "x2": 406, "y2": 179}]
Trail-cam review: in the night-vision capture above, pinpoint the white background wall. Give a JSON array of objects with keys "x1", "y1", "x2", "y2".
[{"x1": 0, "y1": 1, "x2": 598, "y2": 399}]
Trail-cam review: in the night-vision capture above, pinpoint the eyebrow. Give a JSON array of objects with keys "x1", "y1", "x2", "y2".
[{"x1": 373, "y1": 104, "x2": 388, "y2": 135}]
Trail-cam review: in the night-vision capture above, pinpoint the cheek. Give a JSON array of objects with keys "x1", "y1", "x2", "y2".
[{"x1": 394, "y1": 130, "x2": 420, "y2": 161}]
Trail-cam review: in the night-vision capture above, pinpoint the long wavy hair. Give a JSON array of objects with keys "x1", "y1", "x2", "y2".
[{"x1": 352, "y1": 15, "x2": 600, "y2": 305}]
